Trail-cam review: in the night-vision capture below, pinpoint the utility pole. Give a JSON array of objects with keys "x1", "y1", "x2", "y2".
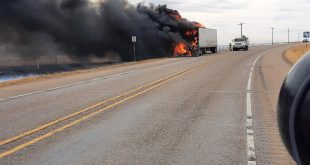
[
  {"x1": 288, "y1": 28, "x2": 290, "y2": 44},
  {"x1": 238, "y1": 22, "x2": 245, "y2": 37},
  {"x1": 271, "y1": 27, "x2": 275, "y2": 45}
]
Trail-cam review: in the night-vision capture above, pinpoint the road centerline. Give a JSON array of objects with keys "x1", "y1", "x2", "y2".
[
  {"x1": 0, "y1": 62, "x2": 208, "y2": 159},
  {"x1": 0, "y1": 67, "x2": 188, "y2": 147}
]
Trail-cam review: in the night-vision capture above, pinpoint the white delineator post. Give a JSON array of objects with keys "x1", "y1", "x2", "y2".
[{"x1": 132, "y1": 36, "x2": 137, "y2": 61}]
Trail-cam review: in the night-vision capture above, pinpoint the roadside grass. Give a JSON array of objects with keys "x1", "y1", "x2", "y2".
[{"x1": 285, "y1": 44, "x2": 310, "y2": 64}]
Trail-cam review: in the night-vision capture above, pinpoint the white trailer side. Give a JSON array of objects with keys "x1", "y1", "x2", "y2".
[{"x1": 198, "y1": 28, "x2": 218, "y2": 54}]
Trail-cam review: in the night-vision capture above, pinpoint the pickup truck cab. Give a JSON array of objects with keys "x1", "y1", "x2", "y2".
[{"x1": 232, "y1": 36, "x2": 249, "y2": 51}]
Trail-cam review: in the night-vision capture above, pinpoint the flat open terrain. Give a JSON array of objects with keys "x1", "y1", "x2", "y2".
[
  {"x1": 0, "y1": 45, "x2": 297, "y2": 164},
  {"x1": 284, "y1": 43, "x2": 310, "y2": 64}
]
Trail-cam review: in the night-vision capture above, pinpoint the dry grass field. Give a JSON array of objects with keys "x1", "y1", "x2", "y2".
[{"x1": 285, "y1": 43, "x2": 310, "y2": 64}]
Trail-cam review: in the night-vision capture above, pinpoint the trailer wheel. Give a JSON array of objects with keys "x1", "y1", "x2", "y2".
[
  {"x1": 199, "y1": 49, "x2": 203, "y2": 56},
  {"x1": 193, "y1": 49, "x2": 201, "y2": 57},
  {"x1": 211, "y1": 47, "x2": 217, "y2": 54}
]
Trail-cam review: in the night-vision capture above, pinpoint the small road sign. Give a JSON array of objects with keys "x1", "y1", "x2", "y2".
[
  {"x1": 304, "y1": 32, "x2": 310, "y2": 38},
  {"x1": 132, "y1": 36, "x2": 137, "y2": 43}
]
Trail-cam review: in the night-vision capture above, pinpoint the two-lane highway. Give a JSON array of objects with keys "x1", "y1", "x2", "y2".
[{"x1": 0, "y1": 45, "x2": 295, "y2": 164}]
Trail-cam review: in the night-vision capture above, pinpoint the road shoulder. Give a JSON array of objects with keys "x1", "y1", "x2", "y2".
[
  {"x1": 0, "y1": 58, "x2": 170, "y2": 89},
  {"x1": 252, "y1": 45, "x2": 295, "y2": 164}
]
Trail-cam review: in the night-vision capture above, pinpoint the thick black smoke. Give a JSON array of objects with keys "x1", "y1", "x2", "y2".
[{"x1": 0, "y1": 0, "x2": 200, "y2": 61}]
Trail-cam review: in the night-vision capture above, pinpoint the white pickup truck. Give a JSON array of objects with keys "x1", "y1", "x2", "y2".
[{"x1": 232, "y1": 36, "x2": 249, "y2": 51}]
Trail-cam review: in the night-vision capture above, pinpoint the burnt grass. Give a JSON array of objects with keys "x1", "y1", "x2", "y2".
[{"x1": 0, "y1": 62, "x2": 114, "y2": 78}]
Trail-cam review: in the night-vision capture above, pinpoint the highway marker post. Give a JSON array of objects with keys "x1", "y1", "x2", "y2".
[{"x1": 132, "y1": 36, "x2": 137, "y2": 61}]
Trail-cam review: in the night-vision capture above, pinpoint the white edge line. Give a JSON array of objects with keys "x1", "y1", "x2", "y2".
[{"x1": 246, "y1": 51, "x2": 267, "y2": 165}]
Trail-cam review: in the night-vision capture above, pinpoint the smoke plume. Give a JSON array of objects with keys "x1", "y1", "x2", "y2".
[{"x1": 0, "y1": 0, "x2": 202, "y2": 61}]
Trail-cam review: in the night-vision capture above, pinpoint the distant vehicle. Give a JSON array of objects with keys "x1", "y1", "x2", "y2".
[
  {"x1": 193, "y1": 28, "x2": 218, "y2": 56},
  {"x1": 303, "y1": 39, "x2": 309, "y2": 43},
  {"x1": 232, "y1": 35, "x2": 249, "y2": 51}
]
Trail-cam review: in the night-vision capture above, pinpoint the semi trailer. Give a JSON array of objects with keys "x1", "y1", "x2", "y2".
[{"x1": 193, "y1": 28, "x2": 218, "y2": 56}]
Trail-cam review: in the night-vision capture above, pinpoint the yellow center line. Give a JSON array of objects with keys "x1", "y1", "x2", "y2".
[
  {"x1": 0, "y1": 63, "x2": 208, "y2": 159},
  {"x1": 0, "y1": 69, "x2": 186, "y2": 146}
]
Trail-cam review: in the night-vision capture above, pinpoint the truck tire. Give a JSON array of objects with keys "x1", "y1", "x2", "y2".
[
  {"x1": 199, "y1": 49, "x2": 203, "y2": 56},
  {"x1": 193, "y1": 49, "x2": 201, "y2": 57},
  {"x1": 211, "y1": 47, "x2": 217, "y2": 54}
]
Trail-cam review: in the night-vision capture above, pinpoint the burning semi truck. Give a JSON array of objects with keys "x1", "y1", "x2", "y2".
[
  {"x1": 174, "y1": 27, "x2": 218, "y2": 57},
  {"x1": 0, "y1": 0, "x2": 217, "y2": 61}
]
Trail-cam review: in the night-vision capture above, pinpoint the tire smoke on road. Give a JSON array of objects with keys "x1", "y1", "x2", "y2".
[{"x1": 0, "y1": 0, "x2": 204, "y2": 61}]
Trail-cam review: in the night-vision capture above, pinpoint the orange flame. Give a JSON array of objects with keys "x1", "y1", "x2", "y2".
[
  {"x1": 185, "y1": 30, "x2": 199, "y2": 50},
  {"x1": 192, "y1": 38, "x2": 198, "y2": 47},
  {"x1": 174, "y1": 42, "x2": 187, "y2": 56},
  {"x1": 185, "y1": 30, "x2": 198, "y2": 36},
  {"x1": 169, "y1": 10, "x2": 182, "y2": 20},
  {"x1": 173, "y1": 21, "x2": 205, "y2": 57}
]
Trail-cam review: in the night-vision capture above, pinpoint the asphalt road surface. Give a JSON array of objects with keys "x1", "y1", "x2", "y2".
[{"x1": 0, "y1": 45, "x2": 297, "y2": 165}]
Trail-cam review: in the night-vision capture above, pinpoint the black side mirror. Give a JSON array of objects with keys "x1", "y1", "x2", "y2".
[{"x1": 278, "y1": 52, "x2": 310, "y2": 165}]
